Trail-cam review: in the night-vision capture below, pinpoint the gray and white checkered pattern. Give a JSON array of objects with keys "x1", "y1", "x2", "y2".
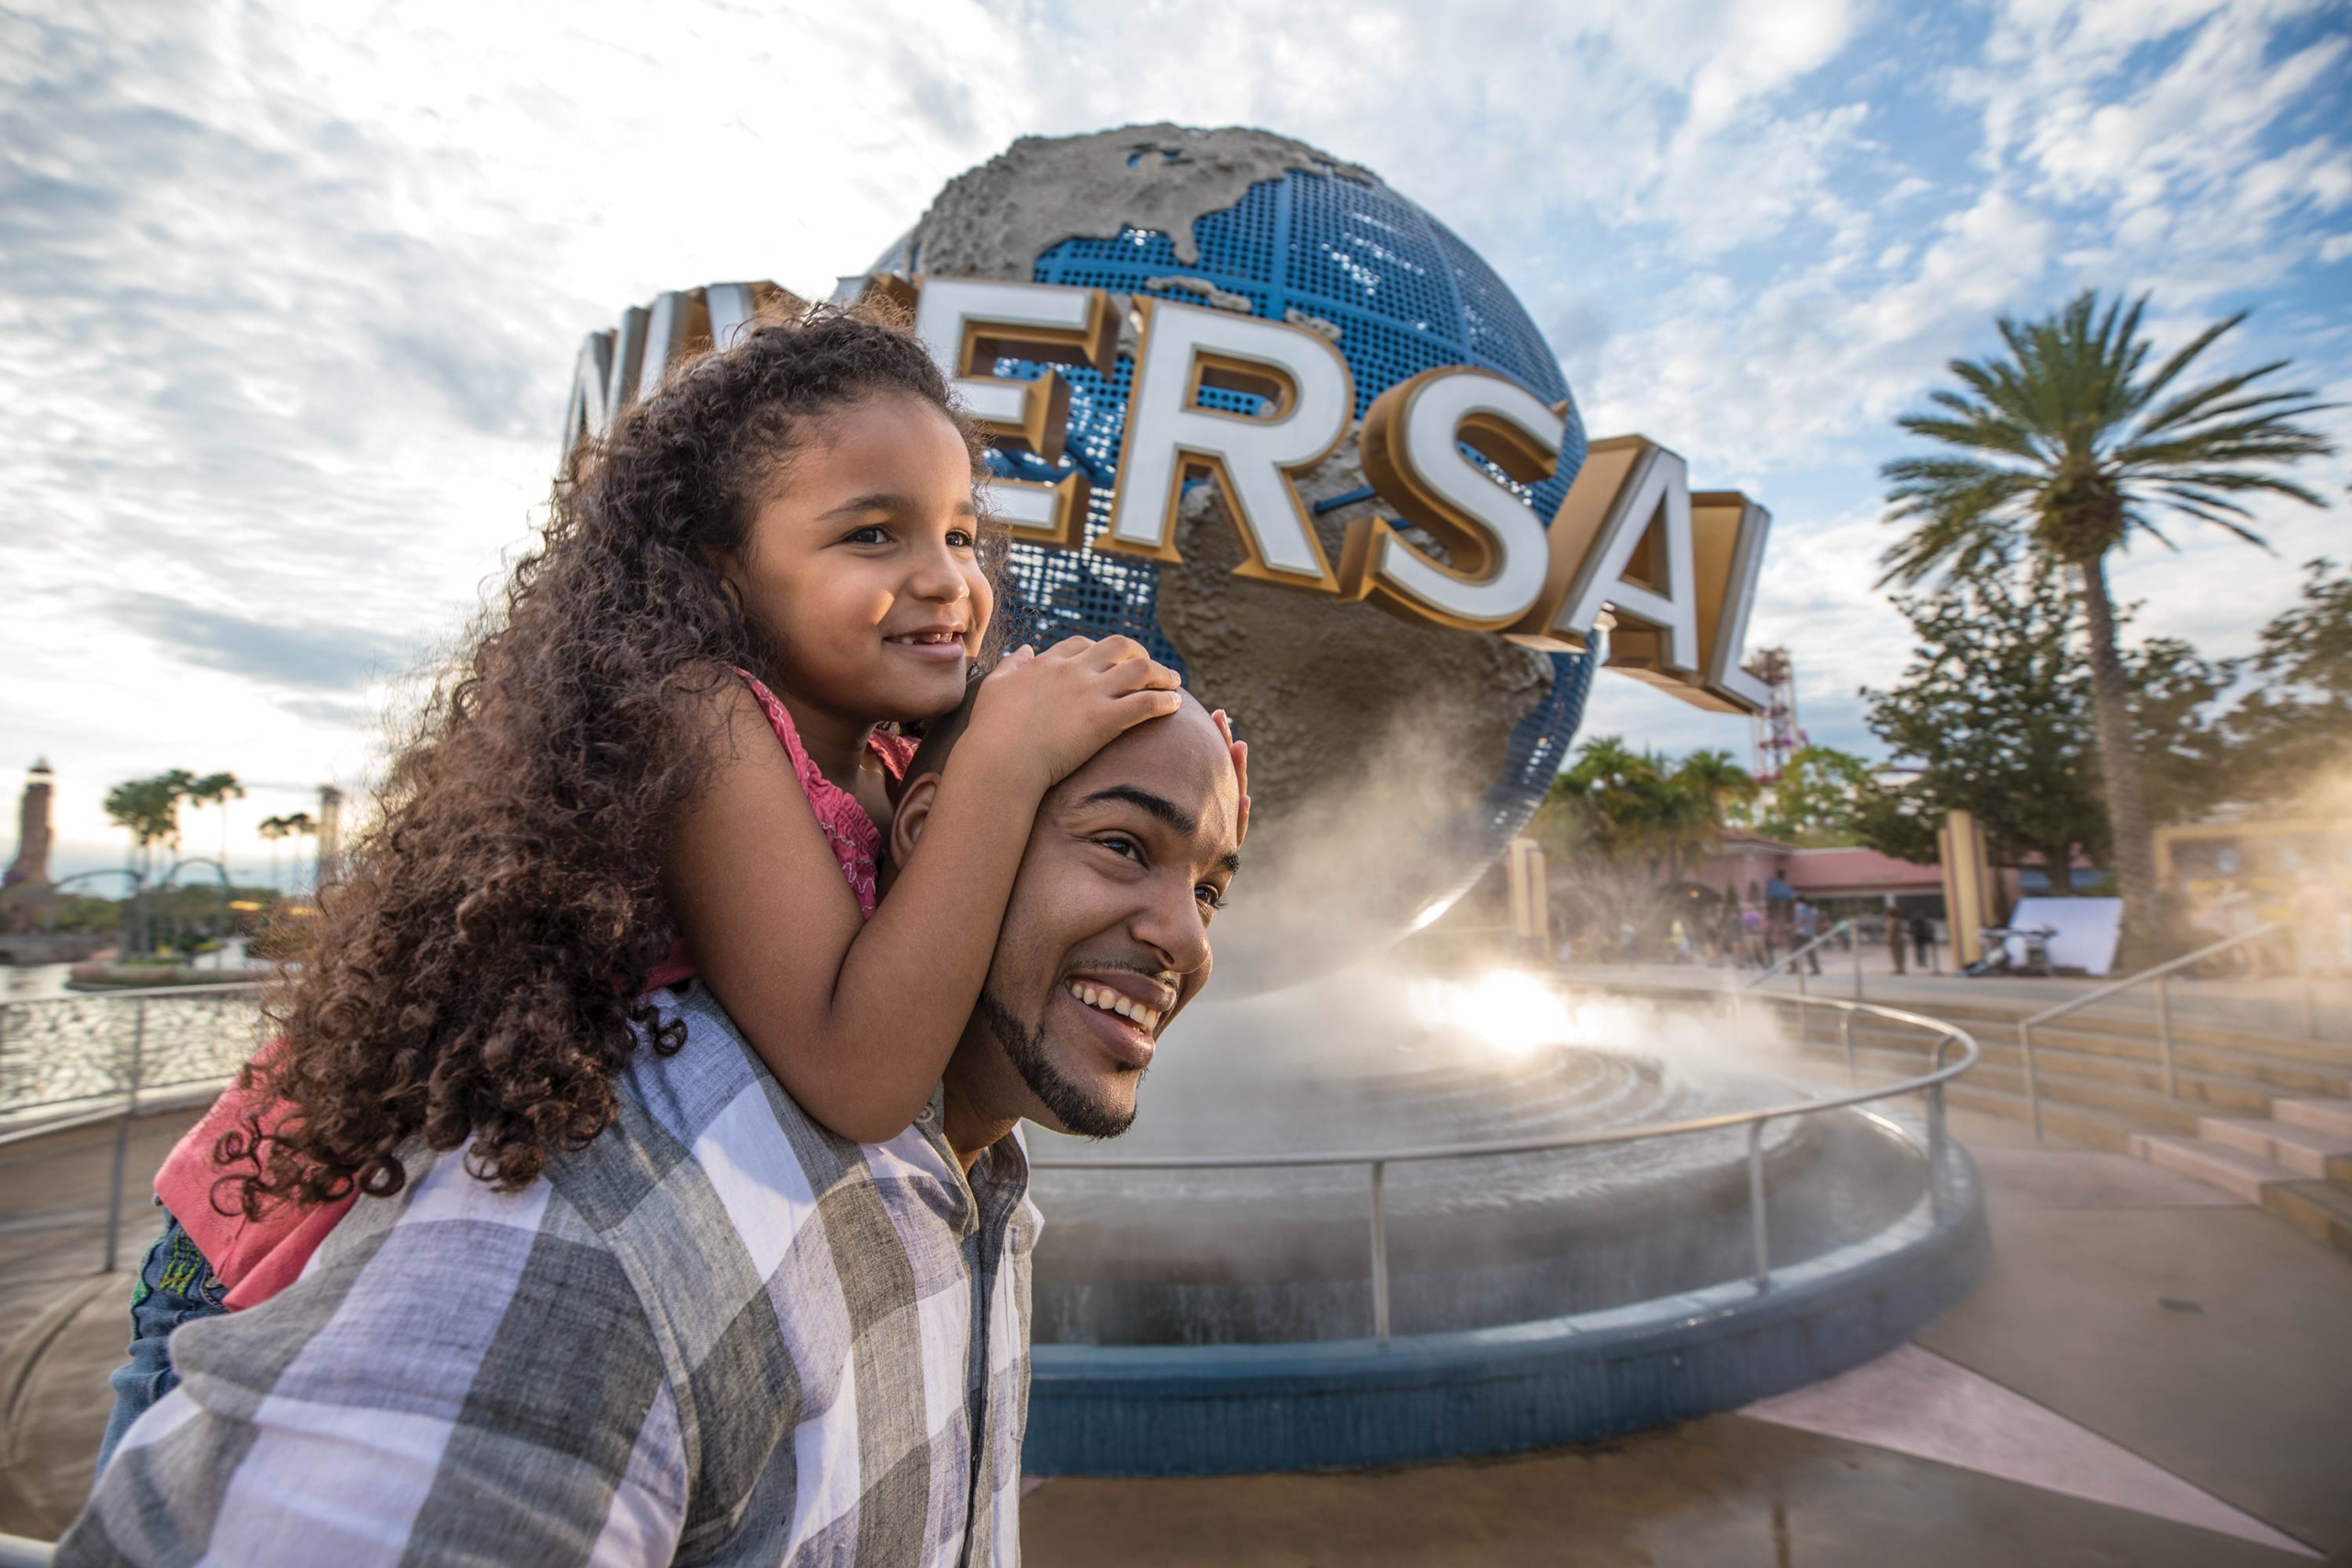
[{"x1": 62, "y1": 982, "x2": 1040, "y2": 1567}]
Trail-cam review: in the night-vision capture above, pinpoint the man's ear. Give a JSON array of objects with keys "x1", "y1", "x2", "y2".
[{"x1": 890, "y1": 772, "x2": 944, "y2": 870}]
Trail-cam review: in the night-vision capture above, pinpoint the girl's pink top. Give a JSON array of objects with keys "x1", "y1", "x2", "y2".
[{"x1": 153, "y1": 671, "x2": 913, "y2": 1310}]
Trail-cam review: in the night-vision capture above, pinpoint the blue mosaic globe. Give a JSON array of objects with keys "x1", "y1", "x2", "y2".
[{"x1": 880, "y1": 127, "x2": 1597, "y2": 935}]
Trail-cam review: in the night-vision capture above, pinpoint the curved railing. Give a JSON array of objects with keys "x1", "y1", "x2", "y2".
[
  {"x1": 1029, "y1": 988, "x2": 1979, "y2": 1342},
  {"x1": 0, "y1": 982, "x2": 267, "y2": 1275},
  {"x1": 1, "y1": 981, "x2": 266, "y2": 1120},
  {"x1": 0, "y1": 984, "x2": 1977, "y2": 1556},
  {"x1": 2014, "y1": 919, "x2": 2315, "y2": 1140}
]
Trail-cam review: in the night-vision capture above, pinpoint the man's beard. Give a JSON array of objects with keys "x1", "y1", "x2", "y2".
[{"x1": 978, "y1": 990, "x2": 1138, "y2": 1139}]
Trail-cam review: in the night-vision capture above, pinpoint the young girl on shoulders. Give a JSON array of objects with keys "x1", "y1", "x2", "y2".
[{"x1": 104, "y1": 306, "x2": 1208, "y2": 1463}]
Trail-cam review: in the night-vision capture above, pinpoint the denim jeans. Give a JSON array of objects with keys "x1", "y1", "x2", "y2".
[{"x1": 96, "y1": 1209, "x2": 229, "y2": 1476}]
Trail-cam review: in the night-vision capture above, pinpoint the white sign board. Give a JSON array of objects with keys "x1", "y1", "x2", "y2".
[{"x1": 2004, "y1": 897, "x2": 2123, "y2": 976}]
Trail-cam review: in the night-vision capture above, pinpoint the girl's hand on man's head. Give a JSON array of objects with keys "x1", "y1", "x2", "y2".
[{"x1": 964, "y1": 635, "x2": 1182, "y2": 797}]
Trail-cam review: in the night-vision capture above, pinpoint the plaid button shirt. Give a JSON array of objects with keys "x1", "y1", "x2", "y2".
[{"x1": 63, "y1": 983, "x2": 1041, "y2": 1567}]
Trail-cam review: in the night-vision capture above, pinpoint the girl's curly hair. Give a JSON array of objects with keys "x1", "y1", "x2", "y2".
[{"x1": 221, "y1": 304, "x2": 994, "y2": 1212}]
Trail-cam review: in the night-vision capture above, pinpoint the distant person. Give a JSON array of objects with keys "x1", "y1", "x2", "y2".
[
  {"x1": 67, "y1": 687, "x2": 1248, "y2": 1565},
  {"x1": 1669, "y1": 916, "x2": 1694, "y2": 964},
  {"x1": 1741, "y1": 905, "x2": 1767, "y2": 969},
  {"x1": 1909, "y1": 912, "x2": 1937, "y2": 973},
  {"x1": 1792, "y1": 901, "x2": 1822, "y2": 974},
  {"x1": 2292, "y1": 874, "x2": 2344, "y2": 976},
  {"x1": 92, "y1": 312, "x2": 1213, "y2": 1472},
  {"x1": 1885, "y1": 908, "x2": 1908, "y2": 975},
  {"x1": 2211, "y1": 884, "x2": 2265, "y2": 976}
]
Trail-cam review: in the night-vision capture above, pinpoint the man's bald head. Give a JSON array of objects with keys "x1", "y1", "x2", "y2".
[{"x1": 887, "y1": 674, "x2": 1242, "y2": 1143}]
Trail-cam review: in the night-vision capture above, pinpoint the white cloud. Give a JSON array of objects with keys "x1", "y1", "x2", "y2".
[
  {"x1": 1951, "y1": 0, "x2": 2352, "y2": 303},
  {"x1": 1577, "y1": 182, "x2": 2059, "y2": 475},
  {"x1": 1, "y1": 0, "x2": 2345, "y2": 837}
]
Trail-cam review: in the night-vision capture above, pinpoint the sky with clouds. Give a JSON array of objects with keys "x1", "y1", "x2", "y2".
[{"x1": 3, "y1": 0, "x2": 2347, "y2": 882}]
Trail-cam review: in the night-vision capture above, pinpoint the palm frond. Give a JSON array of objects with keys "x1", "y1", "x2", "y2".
[
  {"x1": 2150, "y1": 483, "x2": 2257, "y2": 519},
  {"x1": 2120, "y1": 425, "x2": 2339, "y2": 472},
  {"x1": 2122, "y1": 507, "x2": 2180, "y2": 551},
  {"x1": 2144, "y1": 495, "x2": 2256, "y2": 535},
  {"x1": 2126, "y1": 310, "x2": 2243, "y2": 412},
  {"x1": 1882, "y1": 288, "x2": 2333, "y2": 586},
  {"x1": 1894, "y1": 412, "x2": 2045, "y2": 462},
  {"x1": 2131, "y1": 359, "x2": 2299, "y2": 437}
]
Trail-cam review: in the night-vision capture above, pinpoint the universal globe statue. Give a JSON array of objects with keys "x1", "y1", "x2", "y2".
[{"x1": 854, "y1": 125, "x2": 1597, "y2": 972}]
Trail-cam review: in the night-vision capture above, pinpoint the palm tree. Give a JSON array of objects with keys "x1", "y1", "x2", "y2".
[
  {"x1": 262, "y1": 808, "x2": 322, "y2": 893},
  {"x1": 257, "y1": 813, "x2": 309, "y2": 893},
  {"x1": 187, "y1": 772, "x2": 243, "y2": 878},
  {"x1": 1543, "y1": 739, "x2": 1758, "y2": 941},
  {"x1": 1879, "y1": 291, "x2": 2335, "y2": 953},
  {"x1": 1672, "y1": 749, "x2": 1760, "y2": 824},
  {"x1": 103, "y1": 773, "x2": 191, "y2": 955}
]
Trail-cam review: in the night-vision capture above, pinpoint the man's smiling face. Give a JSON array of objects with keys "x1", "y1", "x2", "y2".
[{"x1": 944, "y1": 696, "x2": 1241, "y2": 1139}]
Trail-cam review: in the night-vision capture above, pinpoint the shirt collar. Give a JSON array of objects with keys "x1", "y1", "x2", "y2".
[{"x1": 910, "y1": 1084, "x2": 1031, "y2": 1235}]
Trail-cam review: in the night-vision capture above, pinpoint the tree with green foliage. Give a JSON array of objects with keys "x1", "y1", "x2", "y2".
[
  {"x1": 1860, "y1": 566, "x2": 2109, "y2": 890},
  {"x1": 104, "y1": 772, "x2": 189, "y2": 956},
  {"x1": 103, "y1": 773, "x2": 189, "y2": 878},
  {"x1": 2124, "y1": 635, "x2": 2233, "y2": 828},
  {"x1": 1743, "y1": 745, "x2": 1879, "y2": 846},
  {"x1": 1672, "y1": 749, "x2": 1758, "y2": 824},
  {"x1": 2222, "y1": 558, "x2": 2352, "y2": 806},
  {"x1": 187, "y1": 771, "x2": 244, "y2": 869},
  {"x1": 1536, "y1": 737, "x2": 1757, "y2": 933},
  {"x1": 1879, "y1": 291, "x2": 2335, "y2": 946},
  {"x1": 259, "y1": 811, "x2": 320, "y2": 894}
]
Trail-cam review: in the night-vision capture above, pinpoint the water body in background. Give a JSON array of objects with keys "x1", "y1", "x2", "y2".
[{"x1": 4, "y1": 964, "x2": 74, "y2": 1000}]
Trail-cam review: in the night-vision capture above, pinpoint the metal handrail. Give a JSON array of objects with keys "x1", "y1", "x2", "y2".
[
  {"x1": 1743, "y1": 918, "x2": 1862, "y2": 999},
  {"x1": 0, "y1": 989, "x2": 1975, "y2": 1559},
  {"x1": 1031, "y1": 990, "x2": 1978, "y2": 1343},
  {"x1": 2, "y1": 979, "x2": 267, "y2": 1006},
  {"x1": 2013, "y1": 920, "x2": 2307, "y2": 1141},
  {"x1": 1, "y1": 982, "x2": 267, "y2": 1272}
]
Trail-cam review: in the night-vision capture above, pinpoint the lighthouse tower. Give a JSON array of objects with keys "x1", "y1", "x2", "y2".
[{"x1": 5, "y1": 759, "x2": 54, "y2": 892}]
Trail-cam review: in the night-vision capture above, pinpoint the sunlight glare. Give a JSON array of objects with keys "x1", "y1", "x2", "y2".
[{"x1": 1410, "y1": 968, "x2": 1573, "y2": 1058}]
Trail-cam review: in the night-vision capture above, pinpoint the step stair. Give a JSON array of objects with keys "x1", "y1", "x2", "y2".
[
  {"x1": 2265, "y1": 1181, "x2": 2352, "y2": 1256},
  {"x1": 2196, "y1": 1116, "x2": 2352, "y2": 1178},
  {"x1": 1690, "y1": 978, "x2": 2352, "y2": 1258},
  {"x1": 2112, "y1": 1100, "x2": 2352, "y2": 1262},
  {"x1": 2127, "y1": 1134, "x2": 2302, "y2": 1203},
  {"x1": 2274, "y1": 1098, "x2": 2352, "y2": 1139}
]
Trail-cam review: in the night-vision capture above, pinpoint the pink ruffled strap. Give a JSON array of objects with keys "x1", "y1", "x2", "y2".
[
  {"x1": 729, "y1": 669, "x2": 905, "y2": 919},
  {"x1": 646, "y1": 670, "x2": 914, "y2": 988}
]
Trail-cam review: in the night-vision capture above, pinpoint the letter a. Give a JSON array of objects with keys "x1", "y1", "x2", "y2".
[{"x1": 1510, "y1": 435, "x2": 1702, "y2": 682}]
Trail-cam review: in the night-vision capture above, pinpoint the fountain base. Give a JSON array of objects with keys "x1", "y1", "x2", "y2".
[{"x1": 1022, "y1": 1123, "x2": 1984, "y2": 1475}]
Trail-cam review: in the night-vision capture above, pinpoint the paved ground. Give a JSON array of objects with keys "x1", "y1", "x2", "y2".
[
  {"x1": 0, "y1": 1101, "x2": 207, "y2": 1539},
  {"x1": 1025, "y1": 1421, "x2": 2322, "y2": 1567},
  {"x1": 0, "y1": 1108, "x2": 201, "y2": 1324},
  {"x1": 6, "y1": 1103, "x2": 2350, "y2": 1562}
]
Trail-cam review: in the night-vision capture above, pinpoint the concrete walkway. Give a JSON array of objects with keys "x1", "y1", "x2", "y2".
[
  {"x1": 6, "y1": 1106, "x2": 2351, "y2": 1561},
  {"x1": 0, "y1": 1103, "x2": 208, "y2": 1539}
]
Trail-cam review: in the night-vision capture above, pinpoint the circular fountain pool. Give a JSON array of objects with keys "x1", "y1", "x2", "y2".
[{"x1": 1020, "y1": 971, "x2": 1986, "y2": 1475}]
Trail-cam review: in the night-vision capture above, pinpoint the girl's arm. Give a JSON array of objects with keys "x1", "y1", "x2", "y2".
[{"x1": 664, "y1": 637, "x2": 1179, "y2": 1144}]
